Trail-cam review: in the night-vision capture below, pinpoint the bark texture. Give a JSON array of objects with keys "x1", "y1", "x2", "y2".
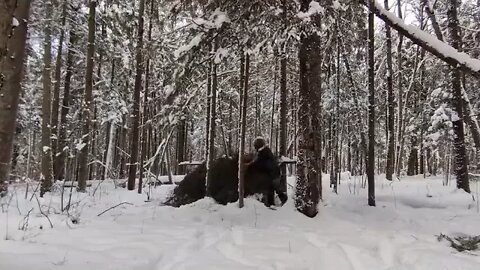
[
  {"x1": 0, "y1": 0, "x2": 31, "y2": 195},
  {"x1": 127, "y1": 0, "x2": 146, "y2": 190},
  {"x1": 295, "y1": 0, "x2": 322, "y2": 218},
  {"x1": 77, "y1": 0, "x2": 96, "y2": 192}
]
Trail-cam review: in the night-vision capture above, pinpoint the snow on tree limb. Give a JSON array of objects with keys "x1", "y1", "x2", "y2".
[{"x1": 360, "y1": 0, "x2": 480, "y2": 79}]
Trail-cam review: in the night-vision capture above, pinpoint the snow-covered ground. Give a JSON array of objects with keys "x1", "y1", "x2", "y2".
[{"x1": 1, "y1": 174, "x2": 480, "y2": 270}]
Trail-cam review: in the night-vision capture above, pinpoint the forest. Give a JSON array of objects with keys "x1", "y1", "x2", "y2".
[{"x1": 1, "y1": 0, "x2": 480, "y2": 269}]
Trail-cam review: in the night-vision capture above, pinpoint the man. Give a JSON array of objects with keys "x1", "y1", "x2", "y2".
[{"x1": 248, "y1": 137, "x2": 288, "y2": 206}]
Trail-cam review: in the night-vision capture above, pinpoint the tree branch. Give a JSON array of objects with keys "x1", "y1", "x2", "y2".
[
  {"x1": 359, "y1": 0, "x2": 480, "y2": 79},
  {"x1": 97, "y1": 202, "x2": 133, "y2": 217}
]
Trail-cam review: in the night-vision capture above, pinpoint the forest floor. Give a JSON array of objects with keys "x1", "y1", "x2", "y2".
[{"x1": 1, "y1": 174, "x2": 480, "y2": 270}]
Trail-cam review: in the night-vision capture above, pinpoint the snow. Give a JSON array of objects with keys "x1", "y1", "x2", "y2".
[
  {"x1": 297, "y1": 1, "x2": 324, "y2": 20},
  {"x1": 214, "y1": 47, "x2": 228, "y2": 64},
  {"x1": 12, "y1": 17, "x2": 19, "y2": 27},
  {"x1": 212, "y1": 10, "x2": 229, "y2": 29},
  {"x1": 174, "y1": 34, "x2": 203, "y2": 58},
  {"x1": 427, "y1": 131, "x2": 442, "y2": 143},
  {"x1": 332, "y1": 0, "x2": 342, "y2": 10},
  {"x1": 1, "y1": 175, "x2": 480, "y2": 270},
  {"x1": 431, "y1": 88, "x2": 442, "y2": 97},
  {"x1": 163, "y1": 84, "x2": 174, "y2": 97},
  {"x1": 372, "y1": 1, "x2": 480, "y2": 74},
  {"x1": 74, "y1": 142, "x2": 86, "y2": 151}
]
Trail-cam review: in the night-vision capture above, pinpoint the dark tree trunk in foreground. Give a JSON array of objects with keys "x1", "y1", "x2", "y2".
[
  {"x1": 204, "y1": 56, "x2": 212, "y2": 162},
  {"x1": 279, "y1": 0, "x2": 288, "y2": 194},
  {"x1": 206, "y1": 40, "x2": 218, "y2": 197},
  {"x1": 367, "y1": 0, "x2": 376, "y2": 206},
  {"x1": 448, "y1": 0, "x2": 470, "y2": 193},
  {"x1": 176, "y1": 120, "x2": 186, "y2": 175},
  {"x1": 384, "y1": 0, "x2": 395, "y2": 181},
  {"x1": 77, "y1": 0, "x2": 96, "y2": 192},
  {"x1": 295, "y1": 0, "x2": 322, "y2": 218},
  {"x1": 40, "y1": 0, "x2": 54, "y2": 197},
  {"x1": 238, "y1": 52, "x2": 249, "y2": 208},
  {"x1": 0, "y1": 0, "x2": 30, "y2": 196},
  {"x1": 127, "y1": 0, "x2": 146, "y2": 190}
]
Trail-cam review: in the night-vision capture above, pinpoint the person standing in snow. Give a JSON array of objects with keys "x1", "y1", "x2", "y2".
[{"x1": 248, "y1": 137, "x2": 288, "y2": 205}]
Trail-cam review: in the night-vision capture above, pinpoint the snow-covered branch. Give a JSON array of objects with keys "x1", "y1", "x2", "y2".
[{"x1": 360, "y1": 0, "x2": 480, "y2": 79}]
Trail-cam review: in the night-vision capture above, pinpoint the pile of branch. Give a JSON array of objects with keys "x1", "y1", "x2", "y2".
[{"x1": 438, "y1": 233, "x2": 480, "y2": 252}]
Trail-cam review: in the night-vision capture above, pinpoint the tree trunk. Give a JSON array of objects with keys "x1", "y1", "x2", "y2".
[
  {"x1": 421, "y1": 0, "x2": 444, "y2": 42},
  {"x1": 0, "y1": 0, "x2": 30, "y2": 196},
  {"x1": 448, "y1": 0, "x2": 470, "y2": 193},
  {"x1": 270, "y1": 57, "x2": 277, "y2": 150},
  {"x1": 55, "y1": 27, "x2": 76, "y2": 182},
  {"x1": 176, "y1": 120, "x2": 186, "y2": 174},
  {"x1": 89, "y1": 105, "x2": 97, "y2": 180},
  {"x1": 384, "y1": 0, "x2": 395, "y2": 181},
  {"x1": 295, "y1": 0, "x2": 322, "y2": 218},
  {"x1": 228, "y1": 97, "x2": 233, "y2": 152},
  {"x1": 77, "y1": 0, "x2": 96, "y2": 192},
  {"x1": 40, "y1": 0, "x2": 54, "y2": 197},
  {"x1": 407, "y1": 136, "x2": 419, "y2": 176},
  {"x1": 102, "y1": 58, "x2": 116, "y2": 180},
  {"x1": 238, "y1": 52, "x2": 249, "y2": 208},
  {"x1": 395, "y1": 0, "x2": 404, "y2": 177},
  {"x1": 127, "y1": 0, "x2": 146, "y2": 190},
  {"x1": 139, "y1": 0, "x2": 154, "y2": 194},
  {"x1": 51, "y1": 0, "x2": 67, "y2": 162},
  {"x1": 367, "y1": 0, "x2": 376, "y2": 206},
  {"x1": 279, "y1": 0, "x2": 288, "y2": 193},
  {"x1": 205, "y1": 54, "x2": 212, "y2": 161},
  {"x1": 104, "y1": 121, "x2": 115, "y2": 179},
  {"x1": 462, "y1": 86, "x2": 480, "y2": 150},
  {"x1": 206, "y1": 39, "x2": 218, "y2": 197}
]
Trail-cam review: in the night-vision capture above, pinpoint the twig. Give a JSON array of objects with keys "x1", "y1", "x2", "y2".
[
  {"x1": 29, "y1": 181, "x2": 41, "y2": 202},
  {"x1": 97, "y1": 202, "x2": 133, "y2": 217},
  {"x1": 92, "y1": 178, "x2": 107, "y2": 197},
  {"x1": 34, "y1": 194, "x2": 54, "y2": 228},
  {"x1": 64, "y1": 174, "x2": 75, "y2": 213},
  {"x1": 20, "y1": 207, "x2": 34, "y2": 231}
]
